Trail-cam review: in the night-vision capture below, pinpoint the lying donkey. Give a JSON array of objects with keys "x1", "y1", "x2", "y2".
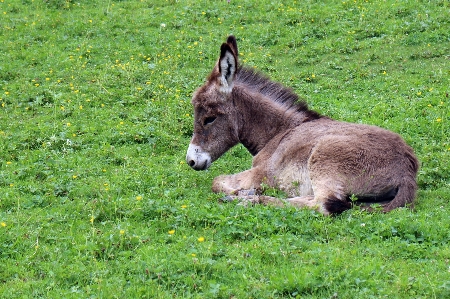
[{"x1": 186, "y1": 35, "x2": 419, "y2": 215}]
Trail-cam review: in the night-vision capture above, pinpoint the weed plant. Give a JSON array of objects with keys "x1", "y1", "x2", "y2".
[{"x1": 1, "y1": 0, "x2": 449, "y2": 298}]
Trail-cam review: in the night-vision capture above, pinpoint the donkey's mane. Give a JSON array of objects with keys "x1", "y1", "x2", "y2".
[{"x1": 235, "y1": 66, "x2": 322, "y2": 121}]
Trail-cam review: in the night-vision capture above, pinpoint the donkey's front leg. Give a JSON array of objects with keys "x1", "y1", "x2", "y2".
[{"x1": 212, "y1": 167, "x2": 265, "y2": 195}]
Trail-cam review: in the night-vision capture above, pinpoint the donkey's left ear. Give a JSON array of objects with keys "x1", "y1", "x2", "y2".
[
  {"x1": 218, "y1": 36, "x2": 238, "y2": 93},
  {"x1": 226, "y1": 35, "x2": 238, "y2": 56}
]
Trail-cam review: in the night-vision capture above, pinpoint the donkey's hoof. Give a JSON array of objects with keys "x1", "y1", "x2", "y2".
[
  {"x1": 219, "y1": 196, "x2": 235, "y2": 203},
  {"x1": 237, "y1": 189, "x2": 257, "y2": 196}
]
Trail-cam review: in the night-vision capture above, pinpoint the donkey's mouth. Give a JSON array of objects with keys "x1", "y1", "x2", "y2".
[{"x1": 188, "y1": 160, "x2": 210, "y2": 171}]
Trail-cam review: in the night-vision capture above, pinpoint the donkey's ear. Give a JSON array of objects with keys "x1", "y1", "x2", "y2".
[
  {"x1": 226, "y1": 35, "x2": 238, "y2": 56},
  {"x1": 218, "y1": 40, "x2": 238, "y2": 93}
]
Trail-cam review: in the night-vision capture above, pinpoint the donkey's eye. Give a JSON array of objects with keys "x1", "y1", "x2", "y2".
[{"x1": 203, "y1": 116, "x2": 217, "y2": 126}]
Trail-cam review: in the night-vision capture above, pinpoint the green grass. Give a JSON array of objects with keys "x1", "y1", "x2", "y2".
[{"x1": 1, "y1": 0, "x2": 449, "y2": 298}]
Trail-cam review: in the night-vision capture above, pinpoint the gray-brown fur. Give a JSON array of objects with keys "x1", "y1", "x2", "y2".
[{"x1": 186, "y1": 35, "x2": 419, "y2": 215}]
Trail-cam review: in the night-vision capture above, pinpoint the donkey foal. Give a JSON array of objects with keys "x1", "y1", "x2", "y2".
[{"x1": 186, "y1": 35, "x2": 419, "y2": 215}]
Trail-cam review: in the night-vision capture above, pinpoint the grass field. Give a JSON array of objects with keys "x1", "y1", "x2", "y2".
[{"x1": 1, "y1": 0, "x2": 449, "y2": 298}]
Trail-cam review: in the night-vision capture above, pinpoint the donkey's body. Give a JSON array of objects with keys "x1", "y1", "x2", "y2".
[{"x1": 186, "y1": 36, "x2": 419, "y2": 215}]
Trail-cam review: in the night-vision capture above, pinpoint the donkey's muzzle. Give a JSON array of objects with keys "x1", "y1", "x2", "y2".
[{"x1": 186, "y1": 144, "x2": 212, "y2": 171}]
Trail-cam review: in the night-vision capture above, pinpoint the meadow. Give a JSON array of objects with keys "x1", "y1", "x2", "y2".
[{"x1": 1, "y1": 0, "x2": 449, "y2": 298}]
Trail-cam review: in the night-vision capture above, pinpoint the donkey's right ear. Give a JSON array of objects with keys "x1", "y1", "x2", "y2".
[{"x1": 218, "y1": 41, "x2": 238, "y2": 94}]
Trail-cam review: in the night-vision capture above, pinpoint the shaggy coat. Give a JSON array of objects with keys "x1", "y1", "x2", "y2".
[{"x1": 186, "y1": 35, "x2": 419, "y2": 215}]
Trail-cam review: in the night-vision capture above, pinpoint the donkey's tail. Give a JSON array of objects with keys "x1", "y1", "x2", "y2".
[
  {"x1": 382, "y1": 176, "x2": 418, "y2": 212},
  {"x1": 383, "y1": 150, "x2": 419, "y2": 212}
]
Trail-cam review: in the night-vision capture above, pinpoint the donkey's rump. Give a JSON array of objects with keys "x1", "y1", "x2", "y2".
[{"x1": 280, "y1": 120, "x2": 417, "y2": 211}]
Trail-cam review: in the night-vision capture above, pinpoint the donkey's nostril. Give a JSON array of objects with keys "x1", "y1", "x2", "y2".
[{"x1": 188, "y1": 160, "x2": 196, "y2": 167}]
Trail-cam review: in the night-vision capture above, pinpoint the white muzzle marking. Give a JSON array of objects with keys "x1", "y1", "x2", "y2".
[{"x1": 186, "y1": 144, "x2": 212, "y2": 171}]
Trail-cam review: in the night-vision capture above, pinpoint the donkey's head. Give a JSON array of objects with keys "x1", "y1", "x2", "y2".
[{"x1": 186, "y1": 36, "x2": 240, "y2": 170}]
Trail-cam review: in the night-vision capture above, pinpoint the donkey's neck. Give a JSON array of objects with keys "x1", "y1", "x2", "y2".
[{"x1": 232, "y1": 85, "x2": 314, "y2": 156}]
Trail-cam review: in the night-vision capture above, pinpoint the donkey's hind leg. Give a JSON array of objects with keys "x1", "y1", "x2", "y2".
[{"x1": 284, "y1": 196, "x2": 321, "y2": 210}]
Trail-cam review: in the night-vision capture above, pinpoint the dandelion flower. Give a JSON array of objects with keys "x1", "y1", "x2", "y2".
[
  {"x1": 181, "y1": 205, "x2": 187, "y2": 209},
  {"x1": 136, "y1": 195, "x2": 142, "y2": 201},
  {"x1": 120, "y1": 229, "x2": 125, "y2": 235},
  {"x1": 168, "y1": 230, "x2": 175, "y2": 235},
  {"x1": 197, "y1": 236, "x2": 205, "y2": 242},
  {"x1": 1, "y1": 222, "x2": 6, "y2": 227}
]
